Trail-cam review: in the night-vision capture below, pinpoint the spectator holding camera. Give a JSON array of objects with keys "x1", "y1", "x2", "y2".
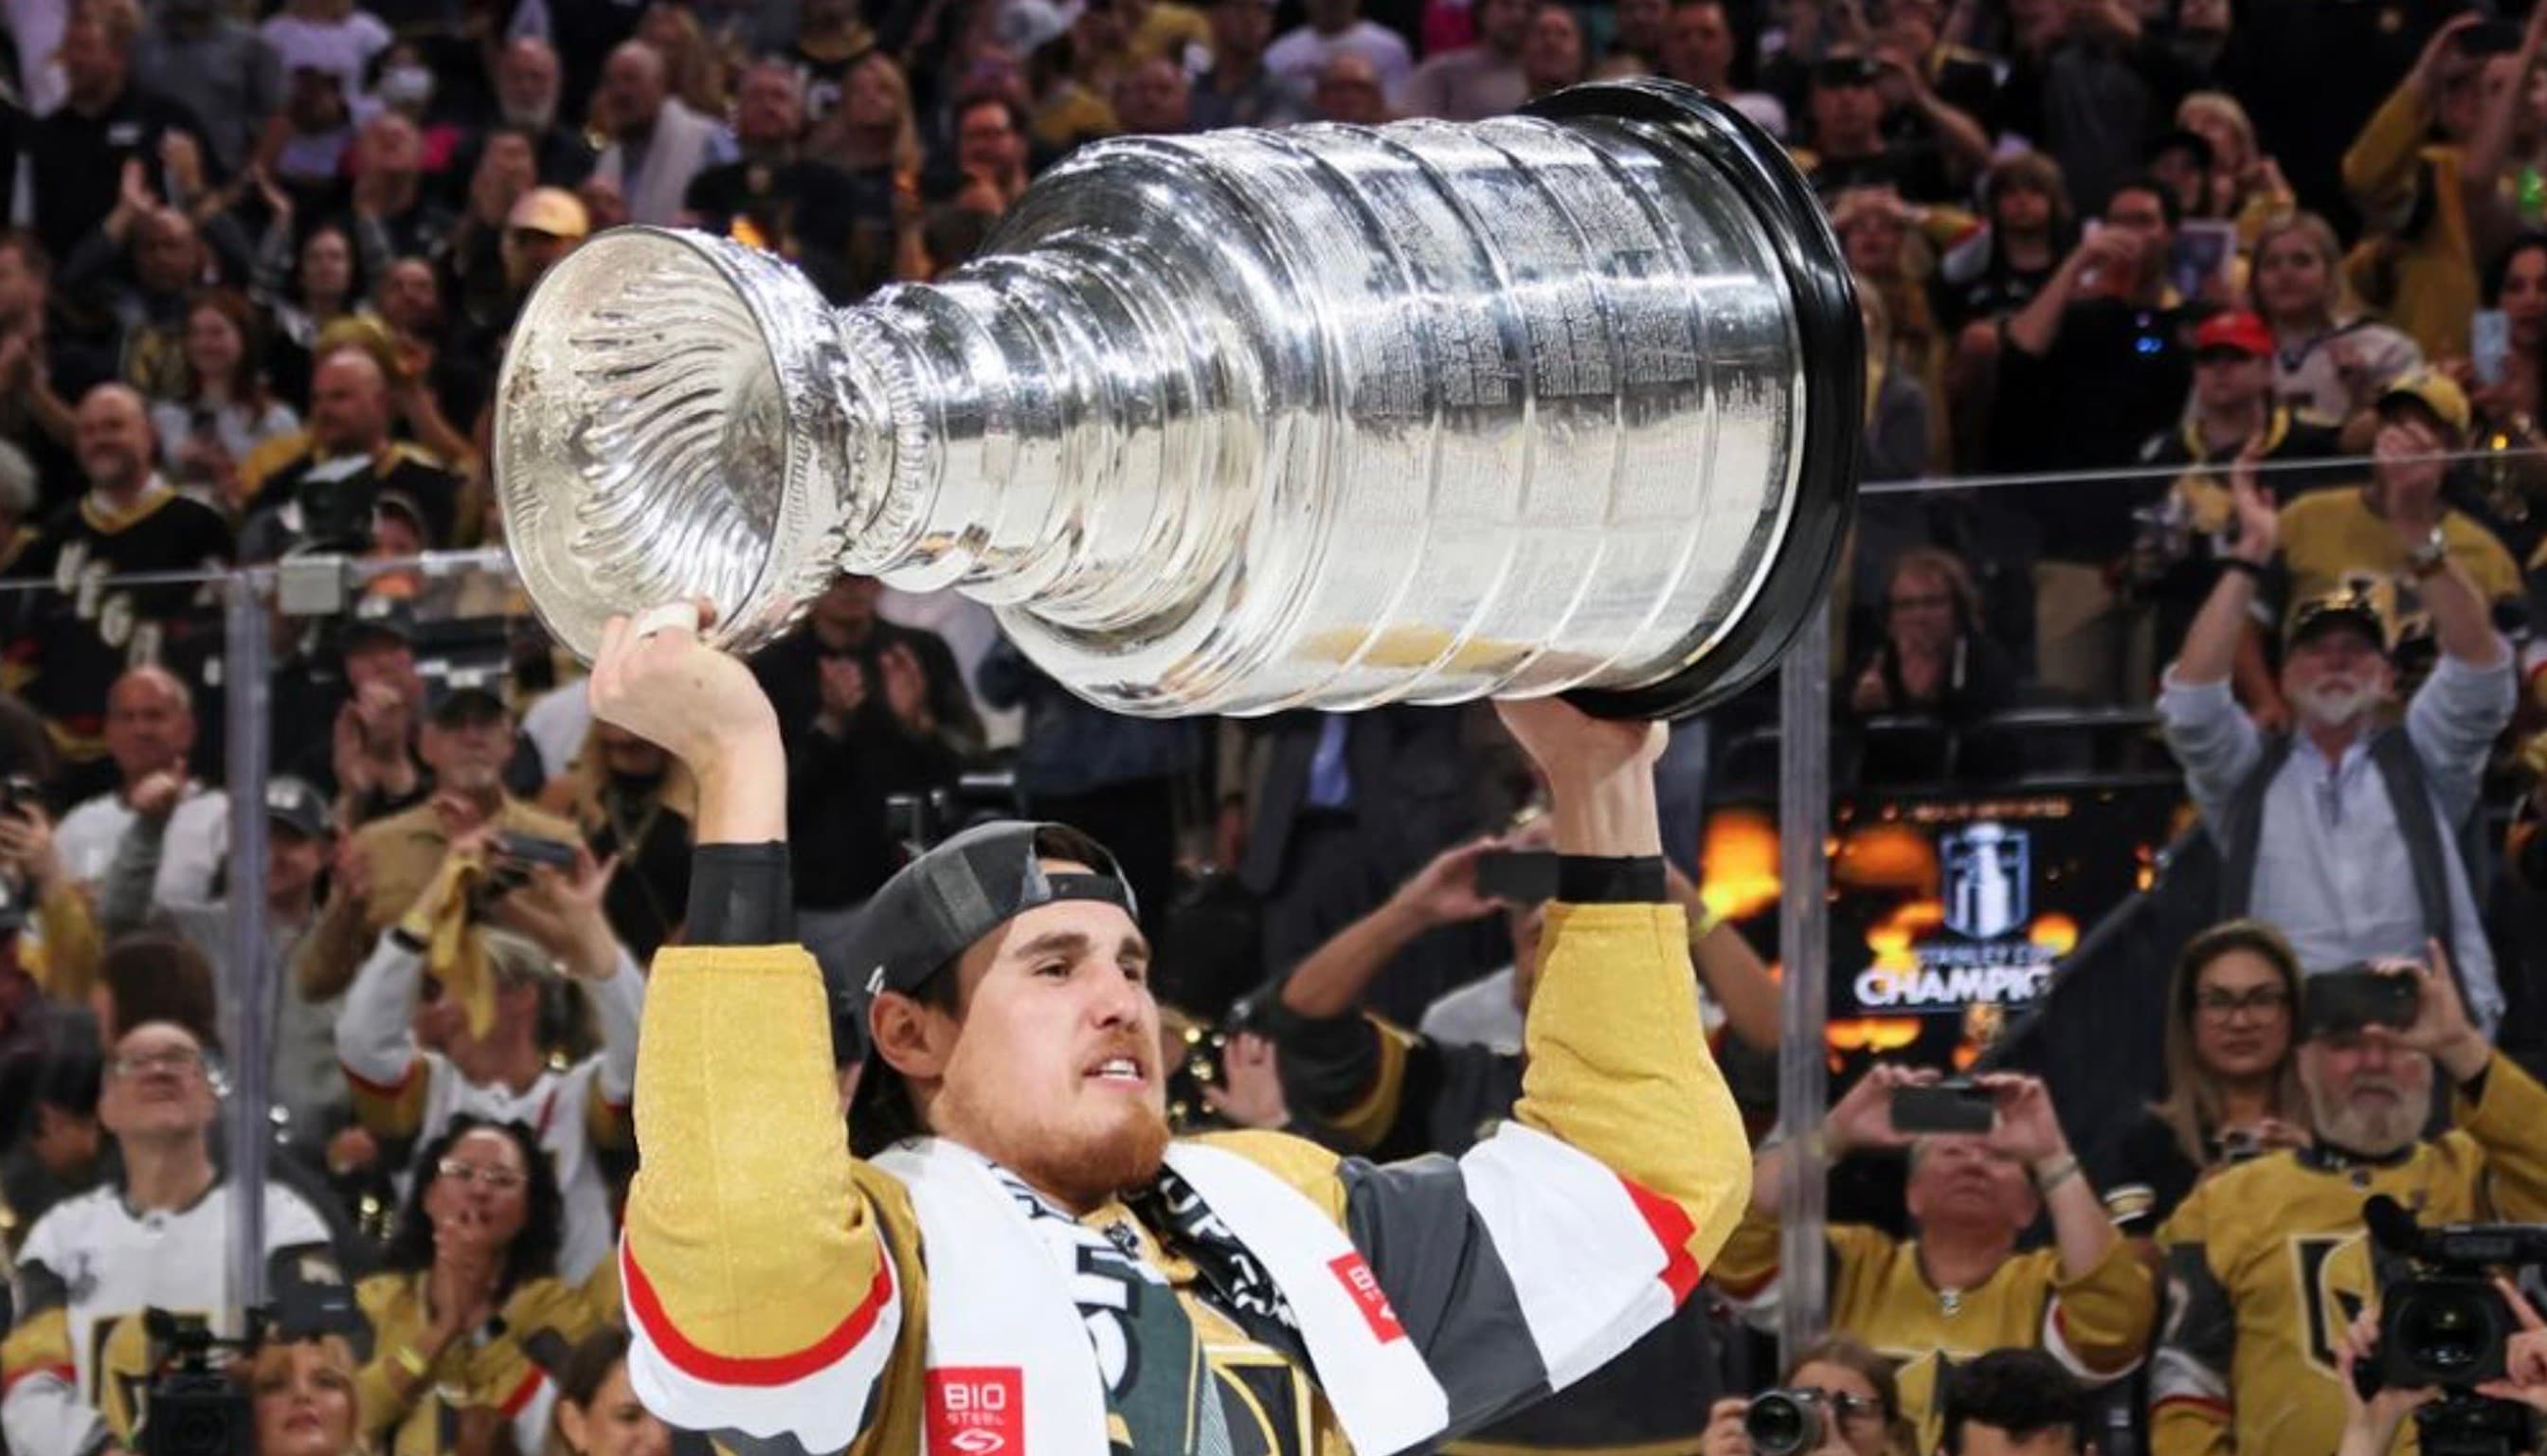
[
  {"x1": 2085, "y1": 919, "x2": 2307, "y2": 1234},
  {"x1": 1701, "y1": 1338, "x2": 1909, "y2": 1456},
  {"x1": 2150, "y1": 949, "x2": 2547, "y2": 1456},
  {"x1": 1992, "y1": 177, "x2": 2198, "y2": 705},
  {"x1": 0, "y1": 1019, "x2": 341, "y2": 1456},
  {"x1": 1711, "y1": 1068, "x2": 2155, "y2": 1428},
  {"x1": 353, "y1": 1117, "x2": 605, "y2": 1456},
  {"x1": 333, "y1": 840, "x2": 641, "y2": 1284},
  {"x1": 2162, "y1": 431, "x2": 2515, "y2": 1033}
]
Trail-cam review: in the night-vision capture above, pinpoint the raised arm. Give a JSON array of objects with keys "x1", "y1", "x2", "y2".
[
  {"x1": 1495, "y1": 702, "x2": 1753, "y2": 1276},
  {"x1": 590, "y1": 608, "x2": 898, "y2": 1456}
]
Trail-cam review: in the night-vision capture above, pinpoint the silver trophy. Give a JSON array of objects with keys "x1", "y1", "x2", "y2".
[{"x1": 496, "y1": 81, "x2": 1859, "y2": 718}]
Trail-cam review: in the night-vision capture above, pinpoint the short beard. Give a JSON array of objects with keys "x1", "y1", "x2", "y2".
[
  {"x1": 2294, "y1": 679, "x2": 2375, "y2": 730},
  {"x1": 1010, "y1": 1109, "x2": 1171, "y2": 1210},
  {"x1": 500, "y1": 100, "x2": 556, "y2": 131},
  {"x1": 2309, "y1": 1080, "x2": 2429, "y2": 1156}
]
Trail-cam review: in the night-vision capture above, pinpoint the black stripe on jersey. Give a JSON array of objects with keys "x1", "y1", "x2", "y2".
[
  {"x1": 1338, "y1": 1153, "x2": 1551, "y2": 1440},
  {"x1": 15, "y1": 1259, "x2": 66, "y2": 1320}
]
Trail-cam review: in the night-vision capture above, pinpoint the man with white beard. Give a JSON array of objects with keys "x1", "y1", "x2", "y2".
[
  {"x1": 2149, "y1": 952, "x2": 2547, "y2": 1456},
  {"x1": 2158, "y1": 445, "x2": 2513, "y2": 1034}
]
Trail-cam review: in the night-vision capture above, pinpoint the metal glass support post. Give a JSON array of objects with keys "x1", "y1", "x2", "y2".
[
  {"x1": 1775, "y1": 600, "x2": 1832, "y2": 1364},
  {"x1": 222, "y1": 570, "x2": 274, "y2": 1313}
]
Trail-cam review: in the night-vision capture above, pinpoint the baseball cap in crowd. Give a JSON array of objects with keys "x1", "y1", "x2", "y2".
[
  {"x1": 264, "y1": 777, "x2": 331, "y2": 842},
  {"x1": 508, "y1": 187, "x2": 590, "y2": 242},
  {"x1": 2192, "y1": 310, "x2": 2273, "y2": 361},
  {"x1": 426, "y1": 671, "x2": 511, "y2": 728},
  {"x1": 334, "y1": 596, "x2": 418, "y2": 658},
  {"x1": 2375, "y1": 369, "x2": 2472, "y2": 438},
  {"x1": 2285, "y1": 586, "x2": 2390, "y2": 655}
]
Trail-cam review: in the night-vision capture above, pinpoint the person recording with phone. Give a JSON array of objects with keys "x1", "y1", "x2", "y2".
[
  {"x1": 2159, "y1": 434, "x2": 2516, "y2": 1039},
  {"x1": 2149, "y1": 949, "x2": 2547, "y2": 1456},
  {"x1": 2084, "y1": 919, "x2": 2307, "y2": 1235},
  {"x1": 332, "y1": 831, "x2": 642, "y2": 1285},
  {"x1": 1709, "y1": 1068, "x2": 2155, "y2": 1429}
]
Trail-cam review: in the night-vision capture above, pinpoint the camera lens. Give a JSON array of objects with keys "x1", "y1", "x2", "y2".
[
  {"x1": 1747, "y1": 1392, "x2": 1823, "y2": 1456},
  {"x1": 2395, "y1": 1289, "x2": 2490, "y2": 1375}
]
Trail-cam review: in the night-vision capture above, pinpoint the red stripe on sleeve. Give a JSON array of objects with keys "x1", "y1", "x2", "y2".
[
  {"x1": 1, "y1": 1362, "x2": 73, "y2": 1396},
  {"x1": 339, "y1": 1056, "x2": 423, "y2": 1099},
  {"x1": 1616, "y1": 1175, "x2": 1702, "y2": 1304},
  {"x1": 500, "y1": 1368, "x2": 546, "y2": 1418},
  {"x1": 622, "y1": 1236, "x2": 894, "y2": 1388}
]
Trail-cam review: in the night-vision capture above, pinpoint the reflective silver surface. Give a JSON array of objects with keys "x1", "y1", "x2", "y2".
[{"x1": 496, "y1": 88, "x2": 1848, "y2": 716}]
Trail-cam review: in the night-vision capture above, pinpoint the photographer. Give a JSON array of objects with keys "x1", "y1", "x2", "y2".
[
  {"x1": 1711, "y1": 1069, "x2": 2155, "y2": 1428},
  {"x1": 333, "y1": 839, "x2": 641, "y2": 1284},
  {"x1": 354, "y1": 1118, "x2": 605, "y2": 1456},
  {"x1": 2150, "y1": 949, "x2": 2547, "y2": 1456},
  {"x1": 0, "y1": 1020, "x2": 340, "y2": 1456},
  {"x1": 1702, "y1": 1338, "x2": 1910, "y2": 1456}
]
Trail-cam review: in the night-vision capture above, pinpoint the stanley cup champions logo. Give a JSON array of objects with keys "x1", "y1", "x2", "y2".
[{"x1": 1941, "y1": 822, "x2": 2030, "y2": 941}]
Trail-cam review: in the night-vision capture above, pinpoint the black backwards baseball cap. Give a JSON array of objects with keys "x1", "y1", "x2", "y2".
[{"x1": 838, "y1": 821, "x2": 1136, "y2": 1141}]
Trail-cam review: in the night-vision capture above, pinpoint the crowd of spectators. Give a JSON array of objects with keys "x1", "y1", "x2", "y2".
[{"x1": 0, "y1": 0, "x2": 2546, "y2": 1451}]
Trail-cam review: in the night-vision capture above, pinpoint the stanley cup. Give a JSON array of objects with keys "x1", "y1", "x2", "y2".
[{"x1": 495, "y1": 80, "x2": 1861, "y2": 719}]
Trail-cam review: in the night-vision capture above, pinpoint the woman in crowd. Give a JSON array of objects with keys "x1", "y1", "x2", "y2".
[
  {"x1": 2176, "y1": 91, "x2": 2295, "y2": 244},
  {"x1": 247, "y1": 1332, "x2": 364, "y2": 1456},
  {"x1": 2249, "y1": 211, "x2": 2425, "y2": 446},
  {"x1": 1701, "y1": 1338, "x2": 1912, "y2": 1456},
  {"x1": 639, "y1": 3, "x2": 732, "y2": 119},
  {"x1": 1844, "y1": 546, "x2": 2022, "y2": 782},
  {"x1": 260, "y1": 223, "x2": 364, "y2": 410},
  {"x1": 2085, "y1": 919, "x2": 2305, "y2": 1235},
  {"x1": 822, "y1": 50, "x2": 929, "y2": 177},
  {"x1": 355, "y1": 1117, "x2": 603, "y2": 1456},
  {"x1": 151, "y1": 290, "x2": 299, "y2": 513},
  {"x1": 552, "y1": 1327, "x2": 674, "y2": 1456}
]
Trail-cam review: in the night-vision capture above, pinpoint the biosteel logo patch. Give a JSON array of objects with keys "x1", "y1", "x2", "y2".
[
  {"x1": 928, "y1": 1367, "x2": 1023, "y2": 1456},
  {"x1": 1328, "y1": 1252, "x2": 1407, "y2": 1343}
]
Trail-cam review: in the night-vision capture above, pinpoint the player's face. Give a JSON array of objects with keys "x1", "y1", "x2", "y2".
[
  {"x1": 930, "y1": 882, "x2": 1168, "y2": 1209},
  {"x1": 252, "y1": 1339, "x2": 359, "y2": 1456},
  {"x1": 99, "y1": 1023, "x2": 217, "y2": 1142}
]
